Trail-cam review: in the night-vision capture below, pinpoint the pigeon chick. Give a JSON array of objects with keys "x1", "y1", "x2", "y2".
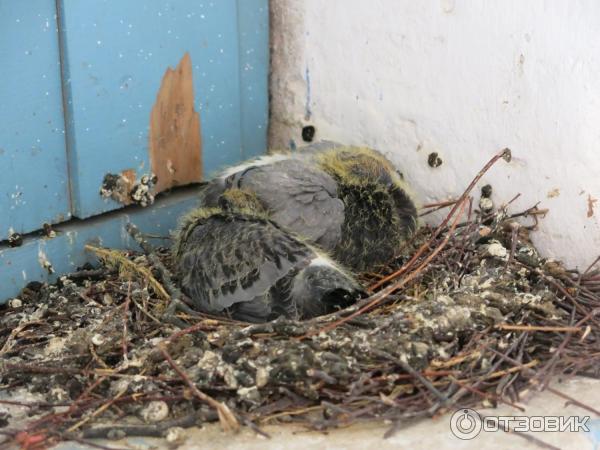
[
  {"x1": 197, "y1": 143, "x2": 418, "y2": 271},
  {"x1": 198, "y1": 154, "x2": 344, "y2": 252},
  {"x1": 173, "y1": 189, "x2": 362, "y2": 323},
  {"x1": 316, "y1": 146, "x2": 418, "y2": 270}
]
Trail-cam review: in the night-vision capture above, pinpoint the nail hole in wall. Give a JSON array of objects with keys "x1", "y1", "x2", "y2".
[
  {"x1": 427, "y1": 152, "x2": 443, "y2": 168},
  {"x1": 302, "y1": 125, "x2": 316, "y2": 142}
]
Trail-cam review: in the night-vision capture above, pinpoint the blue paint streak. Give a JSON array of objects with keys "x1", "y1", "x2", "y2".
[{"x1": 304, "y1": 65, "x2": 312, "y2": 121}]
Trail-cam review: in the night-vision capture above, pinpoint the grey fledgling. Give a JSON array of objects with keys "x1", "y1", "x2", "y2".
[
  {"x1": 173, "y1": 189, "x2": 362, "y2": 322},
  {"x1": 198, "y1": 143, "x2": 418, "y2": 271}
]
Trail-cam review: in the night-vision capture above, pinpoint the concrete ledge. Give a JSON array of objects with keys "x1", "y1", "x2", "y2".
[{"x1": 42, "y1": 377, "x2": 600, "y2": 450}]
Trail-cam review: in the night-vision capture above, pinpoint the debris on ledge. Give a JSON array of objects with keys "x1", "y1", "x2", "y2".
[{"x1": 1, "y1": 149, "x2": 599, "y2": 448}]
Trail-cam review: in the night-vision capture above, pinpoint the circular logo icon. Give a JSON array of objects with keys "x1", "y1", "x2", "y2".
[{"x1": 450, "y1": 408, "x2": 482, "y2": 440}]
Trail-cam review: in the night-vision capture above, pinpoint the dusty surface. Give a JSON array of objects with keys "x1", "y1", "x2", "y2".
[
  {"x1": 2, "y1": 157, "x2": 600, "y2": 450},
  {"x1": 45, "y1": 377, "x2": 600, "y2": 449},
  {"x1": 2, "y1": 191, "x2": 600, "y2": 450}
]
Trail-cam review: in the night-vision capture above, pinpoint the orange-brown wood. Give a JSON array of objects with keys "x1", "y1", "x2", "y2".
[{"x1": 149, "y1": 52, "x2": 203, "y2": 193}]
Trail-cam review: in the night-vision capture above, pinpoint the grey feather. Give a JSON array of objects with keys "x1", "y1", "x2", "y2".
[
  {"x1": 195, "y1": 142, "x2": 419, "y2": 271},
  {"x1": 235, "y1": 159, "x2": 344, "y2": 250},
  {"x1": 174, "y1": 207, "x2": 361, "y2": 322}
]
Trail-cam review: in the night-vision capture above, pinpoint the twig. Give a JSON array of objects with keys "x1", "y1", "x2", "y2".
[
  {"x1": 370, "y1": 147, "x2": 511, "y2": 291},
  {"x1": 497, "y1": 325, "x2": 582, "y2": 333},
  {"x1": 85, "y1": 245, "x2": 170, "y2": 301},
  {"x1": 82, "y1": 412, "x2": 208, "y2": 439},
  {"x1": 122, "y1": 281, "x2": 131, "y2": 361},
  {"x1": 374, "y1": 350, "x2": 449, "y2": 406},
  {"x1": 544, "y1": 386, "x2": 600, "y2": 416},
  {"x1": 157, "y1": 343, "x2": 240, "y2": 432},
  {"x1": 449, "y1": 377, "x2": 525, "y2": 412},
  {"x1": 0, "y1": 321, "x2": 44, "y2": 355},
  {"x1": 125, "y1": 222, "x2": 184, "y2": 302},
  {"x1": 302, "y1": 197, "x2": 468, "y2": 337},
  {"x1": 419, "y1": 199, "x2": 458, "y2": 217},
  {"x1": 482, "y1": 343, "x2": 600, "y2": 416},
  {"x1": 67, "y1": 389, "x2": 127, "y2": 432}
]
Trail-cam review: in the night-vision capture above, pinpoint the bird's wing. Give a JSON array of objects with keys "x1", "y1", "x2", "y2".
[
  {"x1": 236, "y1": 159, "x2": 345, "y2": 251},
  {"x1": 176, "y1": 214, "x2": 313, "y2": 315},
  {"x1": 227, "y1": 270, "x2": 300, "y2": 322}
]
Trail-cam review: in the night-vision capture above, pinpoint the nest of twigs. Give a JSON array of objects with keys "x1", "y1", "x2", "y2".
[{"x1": 2, "y1": 149, "x2": 600, "y2": 449}]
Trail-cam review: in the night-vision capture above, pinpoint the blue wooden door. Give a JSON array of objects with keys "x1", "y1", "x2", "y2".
[
  {"x1": 1, "y1": 0, "x2": 268, "y2": 229},
  {"x1": 0, "y1": 1, "x2": 71, "y2": 236},
  {"x1": 58, "y1": 0, "x2": 269, "y2": 219},
  {"x1": 1, "y1": 0, "x2": 269, "y2": 302}
]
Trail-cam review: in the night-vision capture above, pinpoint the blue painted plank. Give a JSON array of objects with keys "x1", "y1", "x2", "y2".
[
  {"x1": 0, "y1": 189, "x2": 198, "y2": 304},
  {"x1": 0, "y1": 1, "x2": 71, "y2": 236},
  {"x1": 58, "y1": 0, "x2": 269, "y2": 219},
  {"x1": 237, "y1": 0, "x2": 270, "y2": 160}
]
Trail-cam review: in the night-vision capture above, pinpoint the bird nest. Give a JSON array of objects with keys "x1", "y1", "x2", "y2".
[{"x1": 2, "y1": 150, "x2": 600, "y2": 448}]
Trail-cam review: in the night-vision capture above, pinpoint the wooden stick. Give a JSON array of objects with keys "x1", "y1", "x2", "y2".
[
  {"x1": 85, "y1": 245, "x2": 170, "y2": 301},
  {"x1": 157, "y1": 343, "x2": 240, "y2": 432},
  {"x1": 370, "y1": 147, "x2": 512, "y2": 291},
  {"x1": 497, "y1": 324, "x2": 582, "y2": 333},
  {"x1": 301, "y1": 198, "x2": 468, "y2": 338}
]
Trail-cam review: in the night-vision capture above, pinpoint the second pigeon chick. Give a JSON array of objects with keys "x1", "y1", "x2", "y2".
[
  {"x1": 197, "y1": 143, "x2": 418, "y2": 271},
  {"x1": 173, "y1": 189, "x2": 362, "y2": 322},
  {"x1": 316, "y1": 147, "x2": 418, "y2": 270}
]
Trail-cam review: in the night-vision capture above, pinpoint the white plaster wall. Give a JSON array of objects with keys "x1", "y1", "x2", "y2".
[{"x1": 269, "y1": 0, "x2": 600, "y2": 269}]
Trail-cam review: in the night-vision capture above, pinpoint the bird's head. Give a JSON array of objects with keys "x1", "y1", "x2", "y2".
[
  {"x1": 172, "y1": 206, "x2": 220, "y2": 258},
  {"x1": 316, "y1": 147, "x2": 399, "y2": 187},
  {"x1": 317, "y1": 146, "x2": 420, "y2": 240},
  {"x1": 172, "y1": 189, "x2": 268, "y2": 259},
  {"x1": 217, "y1": 188, "x2": 268, "y2": 216}
]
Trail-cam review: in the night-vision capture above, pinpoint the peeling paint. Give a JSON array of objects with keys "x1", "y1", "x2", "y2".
[
  {"x1": 588, "y1": 194, "x2": 597, "y2": 218},
  {"x1": 37, "y1": 244, "x2": 54, "y2": 274},
  {"x1": 149, "y1": 52, "x2": 203, "y2": 193},
  {"x1": 99, "y1": 170, "x2": 156, "y2": 207},
  {"x1": 100, "y1": 171, "x2": 135, "y2": 204},
  {"x1": 7, "y1": 231, "x2": 23, "y2": 248}
]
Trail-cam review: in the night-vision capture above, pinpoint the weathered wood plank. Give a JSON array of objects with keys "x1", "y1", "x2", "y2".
[
  {"x1": 0, "y1": 0, "x2": 71, "y2": 236},
  {"x1": 0, "y1": 188, "x2": 198, "y2": 303},
  {"x1": 57, "y1": 0, "x2": 269, "y2": 219}
]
